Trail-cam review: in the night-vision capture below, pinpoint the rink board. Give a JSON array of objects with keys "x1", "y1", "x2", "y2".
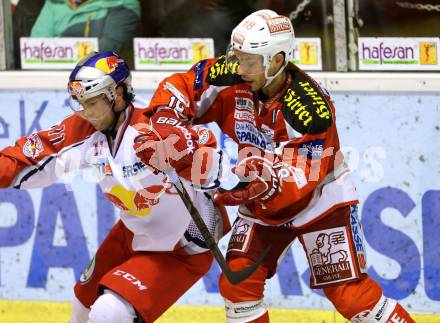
[
  {"x1": 0, "y1": 301, "x2": 438, "y2": 323},
  {"x1": 0, "y1": 73, "x2": 439, "y2": 317}
]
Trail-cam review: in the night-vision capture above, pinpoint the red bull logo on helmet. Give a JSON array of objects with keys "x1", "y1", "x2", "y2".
[
  {"x1": 68, "y1": 81, "x2": 85, "y2": 97},
  {"x1": 95, "y1": 55, "x2": 123, "y2": 74},
  {"x1": 23, "y1": 133, "x2": 44, "y2": 159}
]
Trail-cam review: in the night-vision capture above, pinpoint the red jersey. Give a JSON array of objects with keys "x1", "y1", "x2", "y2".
[{"x1": 146, "y1": 57, "x2": 358, "y2": 227}]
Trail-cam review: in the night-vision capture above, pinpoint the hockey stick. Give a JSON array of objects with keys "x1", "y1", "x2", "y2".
[{"x1": 171, "y1": 176, "x2": 271, "y2": 285}]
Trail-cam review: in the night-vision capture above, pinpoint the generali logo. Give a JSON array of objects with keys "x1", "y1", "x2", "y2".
[
  {"x1": 308, "y1": 230, "x2": 353, "y2": 285},
  {"x1": 228, "y1": 219, "x2": 252, "y2": 251}
]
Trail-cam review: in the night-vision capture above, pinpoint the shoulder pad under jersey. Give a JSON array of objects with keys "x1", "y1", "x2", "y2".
[
  {"x1": 281, "y1": 67, "x2": 333, "y2": 135},
  {"x1": 205, "y1": 56, "x2": 245, "y2": 86}
]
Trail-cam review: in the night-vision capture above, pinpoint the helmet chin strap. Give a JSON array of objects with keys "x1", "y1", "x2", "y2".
[
  {"x1": 263, "y1": 60, "x2": 288, "y2": 88},
  {"x1": 104, "y1": 100, "x2": 127, "y2": 137}
]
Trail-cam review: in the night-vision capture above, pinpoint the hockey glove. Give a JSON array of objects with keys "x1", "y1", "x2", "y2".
[
  {"x1": 134, "y1": 109, "x2": 217, "y2": 185},
  {"x1": 134, "y1": 108, "x2": 197, "y2": 174},
  {"x1": 214, "y1": 156, "x2": 281, "y2": 206}
]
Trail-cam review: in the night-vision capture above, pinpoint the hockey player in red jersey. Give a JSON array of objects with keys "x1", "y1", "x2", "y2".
[
  {"x1": 135, "y1": 10, "x2": 415, "y2": 323},
  {"x1": 0, "y1": 51, "x2": 230, "y2": 323}
]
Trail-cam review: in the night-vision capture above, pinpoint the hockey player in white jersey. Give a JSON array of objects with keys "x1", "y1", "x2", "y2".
[{"x1": 0, "y1": 51, "x2": 229, "y2": 323}]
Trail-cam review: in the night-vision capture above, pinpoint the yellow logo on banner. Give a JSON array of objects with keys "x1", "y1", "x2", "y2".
[
  {"x1": 193, "y1": 42, "x2": 209, "y2": 63},
  {"x1": 419, "y1": 42, "x2": 437, "y2": 65},
  {"x1": 77, "y1": 41, "x2": 94, "y2": 59},
  {"x1": 300, "y1": 42, "x2": 318, "y2": 65}
]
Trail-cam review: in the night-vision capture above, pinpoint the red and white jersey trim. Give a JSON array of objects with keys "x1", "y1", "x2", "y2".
[{"x1": 238, "y1": 166, "x2": 359, "y2": 228}]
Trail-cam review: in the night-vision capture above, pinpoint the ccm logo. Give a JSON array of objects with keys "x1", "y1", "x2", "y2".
[{"x1": 113, "y1": 270, "x2": 148, "y2": 291}]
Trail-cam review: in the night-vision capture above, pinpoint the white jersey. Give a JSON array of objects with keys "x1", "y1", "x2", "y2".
[{"x1": 0, "y1": 98, "x2": 226, "y2": 254}]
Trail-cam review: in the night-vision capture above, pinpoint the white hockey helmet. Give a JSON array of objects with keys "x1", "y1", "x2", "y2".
[
  {"x1": 227, "y1": 9, "x2": 295, "y2": 87},
  {"x1": 67, "y1": 51, "x2": 132, "y2": 112}
]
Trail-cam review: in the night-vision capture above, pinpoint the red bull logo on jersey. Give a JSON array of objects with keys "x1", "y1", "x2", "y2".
[
  {"x1": 104, "y1": 182, "x2": 173, "y2": 217},
  {"x1": 133, "y1": 185, "x2": 164, "y2": 209},
  {"x1": 23, "y1": 133, "x2": 44, "y2": 159}
]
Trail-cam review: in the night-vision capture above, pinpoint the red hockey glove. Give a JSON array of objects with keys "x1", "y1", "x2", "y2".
[
  {"x1": 134, "y1": 109, "x2": 217, "y2": 184},
  {"x1": 134, "y1": 109, "x2": 197, "y2": 174},
  {"x1": 214, "y1": 156, "x2": 281, "y2": 206}
]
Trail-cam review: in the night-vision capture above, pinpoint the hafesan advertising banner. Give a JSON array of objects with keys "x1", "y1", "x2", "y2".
[
  {"x1": 292, "y1": 37, "x2": 322, "y2": 71},
  {"x1": 134, "y1": 38, "x2": 214, "y2": 70},
  {"x1": 358, "y1": 37, "x2": 440, "y2": 71},
  {"x1": 20, "y1": 38, "x2": 99, "y2": 70}
]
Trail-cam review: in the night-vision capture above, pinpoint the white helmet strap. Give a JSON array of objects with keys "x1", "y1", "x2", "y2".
[{"x1": 263, "y1": 56, "x2": 288, "y2": 88}]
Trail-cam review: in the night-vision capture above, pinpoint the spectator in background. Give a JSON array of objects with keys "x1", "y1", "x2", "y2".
[
  {"x1": 10, "y1": 0, "x2": 18, "y2": 12},
  {"x1": 31, "y1": 0, "x2": 140, "y2": 66},
  {"x1": 359, "y1": 0, "x2": 440, "y2": 37},
  {"x1": 12, "y1": 0, "x2": 45, "y2": 69},
  {"x1": 139, "y1": 0, "x2": 259, "y2": 57}
]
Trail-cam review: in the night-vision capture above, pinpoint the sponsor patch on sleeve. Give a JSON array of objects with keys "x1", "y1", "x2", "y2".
[
  {"x1": 281, "y1": 72, "x2": 333, "y2": 135},
  {"x1": 192, "y1": 125, "x2": 210, "y2": 145},
  {"x1": 206, "y1": 57, "x2": 244, "y2": 86},
  {"x1": 23, "y1": 133, "x2": 44, "y2": 159},
  {"x1": 298, "y1": 139, "x2": 325, "y2": 160}
]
